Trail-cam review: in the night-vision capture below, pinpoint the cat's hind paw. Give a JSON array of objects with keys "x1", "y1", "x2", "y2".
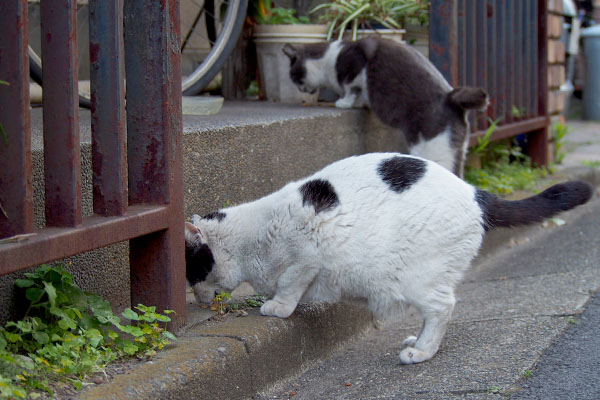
[
  {"x1": 399, "y1": 347, "x2": 434, "y2": 364},
  {"x1": 401, "y1": 336, "x2": 417, "y2": 348},
  {"x1": 260, "y1": 299, "x2": 296, "y2": 318}
]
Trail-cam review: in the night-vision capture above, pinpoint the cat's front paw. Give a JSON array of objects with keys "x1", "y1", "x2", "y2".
[
  {"x1": 399, "y1": 347, "x2": 434, "y2": 364},
  {"x1": 335, "y1": 98, "x2": 354, "y2": 109},
  {"x1": 260, "y1": 299, "x2": 296, "y2": 318}
]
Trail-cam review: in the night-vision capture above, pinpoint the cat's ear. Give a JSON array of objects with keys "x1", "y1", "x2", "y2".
[
  {"x1": 185, "y1": 221, "x2": 204, "y2": 245},
  {"x1": 282, "y1": 43, "x2": 298, "y2": 60}
]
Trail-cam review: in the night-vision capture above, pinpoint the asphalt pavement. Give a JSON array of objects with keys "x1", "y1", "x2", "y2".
[{"x1": 513, "y1": 291, "x2": 600, "y2": 400}]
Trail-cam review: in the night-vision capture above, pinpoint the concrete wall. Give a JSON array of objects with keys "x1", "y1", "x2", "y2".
[{"x1": 0, "y1": 102, "x2": 405, "y2": 324}]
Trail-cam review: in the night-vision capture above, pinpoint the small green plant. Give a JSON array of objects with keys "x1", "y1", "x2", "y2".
[
  {"x1": 223, "y1": 199, "x2": 236, "y2": 208},
  {"x1": 522, "y1": 369, "x2": 533, "y2": 378},
  {"x1": 470, "y1": 117, "x2": 502, "y2": 156},
  {"x1": 511, "y1": 105, "x2": 527, "y2": 118},
  {"x1": 582, "y1": 160, "x2": 600, "y2": 168},
  {"x1": 212, "y1": 291, "x2": 233, "y2": 314},
  {"x1": 551, "y1": 122, "x2": 569, "y2": 164},
  {"x1": 211, "y1": 292, "x2": 266, "y2": 315},
  {"x1": 567, "y1": 316, "x2": 578, "y2": 325},
  {"x1": 487, "y1": 385, "x2": 502, "y2": 394},
  {"x1": 0, "y1": 265, "x2": 175, "y2": 398},
  {"x1": 246, "y1": 80, "x2": 259, "y2": 97},
  {"x1": 244, "y1": 294, "x2": 267, "y2": 308},
  {"x1": 250, "y1": 0, "x2": 310, "y2": 25}
]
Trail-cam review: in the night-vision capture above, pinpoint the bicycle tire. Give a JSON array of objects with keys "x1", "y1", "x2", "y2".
[
  {"x1": 28, "y1": 0, "x2": 247, "y2": 102},
  {"x1": 182, "y1": 0, "x2": 248, "y2": 95},
  {"x1": 29, "y1": 46, "x2": 92, "y2": 109}
]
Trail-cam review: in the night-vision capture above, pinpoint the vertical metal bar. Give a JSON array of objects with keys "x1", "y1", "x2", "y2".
[
  {"x1": 531, "y1": 0, "x2": 539, "y2": 118},
  {"x1": 465, "y1": 1, "x2": 476, "y2": 130},
  {"x1": 496, "y1": 0, "x2": 506, "y2": 123},
  {"x1": 522, "y1": 1, "x2": 531, "y2": 118},
  {"x1": 465, "y1": 1, "x2": 475, "y2": 88},
  {"x1": 475, "y1": 0, "x2": 488, "y2": 130},
  {"x1": 515, "y1": 1, "x2": 524, "y2": 119},
  {"x1": 457, "y1": 0, "x2": 466, "y2": 86},
  {"x1": 0, "y1": 0, "x2": 34, "y2": 238},
  {"x1": 124, "y1": 0, "x2": 186, "y2": 328},
  {"x1": 429, "y1": 0, "x2": 459, "y2": 86},
  {"x1": 40, "y1": 0, "x2": 82, "y2": 227},
  {"x1": 505, "y1": 0, "x2": 515, "y2": 124},
  {"x1": 89, "y1": 0, "x2": 127, "y2": 216},
  {"x1": 529, "y1": 0, "x2": 549, "y2": 167},
  {"x1": 486, "y1": 0, "x2": 497, "y2": 121}
]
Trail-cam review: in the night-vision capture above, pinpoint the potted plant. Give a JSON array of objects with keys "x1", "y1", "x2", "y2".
[
  {"x1": 311, "y1": 0, "x2": 414, "y2": 42},
  {"x1": 250, "y1": 0, "x2": 328, "y2": 103}
]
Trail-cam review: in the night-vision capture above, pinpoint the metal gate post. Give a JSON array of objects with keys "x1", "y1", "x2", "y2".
[
  {"x1": 0, "y1": 0, "x2": 34, "y2": 239},
  {"x1": 124, "y1": 0, "x2": 186, "y2": 329}
]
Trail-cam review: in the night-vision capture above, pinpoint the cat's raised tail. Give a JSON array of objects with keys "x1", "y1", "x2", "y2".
[
  {"x1": 447, "y1": 87, "x2": 489, "y2": 111},
  {"x1": 476, "y1": 181, "x2": 594, "y2": 231}
]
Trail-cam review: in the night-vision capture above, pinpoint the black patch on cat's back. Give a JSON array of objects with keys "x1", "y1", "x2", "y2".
[
  {"x1": 336, "y1": 41, "x2": 367, "y2": 86},
  {"x1": 203, "y1": 211, "x2": 226, "y2": 222},
  {"x1": 185, "y1": 242, "x2": 215, "y2": 285},
  {"x1": 300, "y1": 179, "x2": 340, "y2": 214},
  {"x1": 378, "y1": 156, "x2": 427, "y2": 193}
]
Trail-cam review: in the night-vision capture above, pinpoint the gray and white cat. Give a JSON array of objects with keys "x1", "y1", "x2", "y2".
[
  {"x1": 282, "y1": 37, "x2": 489, "y2": 177},
  {"x1": 185, "y1": 153, "x2": 592, "y2": 364}
]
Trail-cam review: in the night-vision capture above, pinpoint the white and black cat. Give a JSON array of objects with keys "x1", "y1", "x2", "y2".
[
  {"x1": 282, "y1": 37, "x2": 489, "y2": 177},
  {"x1": 185, "y1": 153, "x2": 592, "y2": 364}
]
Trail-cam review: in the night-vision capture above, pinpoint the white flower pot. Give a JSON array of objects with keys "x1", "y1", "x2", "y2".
[{"x1": 254, "y1": 24, "x2": 328, "y2": 104}]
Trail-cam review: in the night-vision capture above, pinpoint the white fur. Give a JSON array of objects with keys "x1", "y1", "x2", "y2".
[
  {"x1": 304, "y1": 41, "x2": 344, "y2": 93},
  {"x1": 187, "y1": 153, "x2": 486, "y2": 364},
  {"x1": 409, "y1": 127, "x2": 455, "y2": 172}
]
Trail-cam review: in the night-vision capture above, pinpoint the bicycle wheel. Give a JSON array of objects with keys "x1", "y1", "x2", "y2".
[
  {"x1": 28, "y1": 0, "x2": 247, "y2": 103},
  {"x1": 28, "y1": 2, "x2": 92, "y2": 109},
  {"x1": 181, "y1": 0, "x2": 248, "y2": 95}
]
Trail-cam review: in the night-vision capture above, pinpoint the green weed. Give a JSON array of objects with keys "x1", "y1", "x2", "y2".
[
  {"x1": 465, "y1": 139, "x2": 547, "y2": 195},
  {"x1": 582, "y1": 160, "x2": 600, "y2": 168},
  {"x1": 0, "y1": 265, "x2": 175, "y2": 399},
  {"x1": 551, "y1": 122, "x2": 569, "y2": 164}
]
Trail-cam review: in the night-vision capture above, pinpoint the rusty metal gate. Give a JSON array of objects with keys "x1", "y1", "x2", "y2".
[
  {"x1": 430, "y1": 0, "x2": 550, "y2": 166},
  {"x1": 0, "y1": 0, "x2": 186, "y2": 328}
]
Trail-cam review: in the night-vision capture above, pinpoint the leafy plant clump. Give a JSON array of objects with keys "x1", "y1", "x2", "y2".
[
  {"x1": 0, "y1": 265, "x2": 176, "y2": 399},
  {"x1": 312, "y1": 0, "x2": 428, "y2": 41},
  {"x1": 465, "y1": 121, "x2": 548, "y2": 195}
]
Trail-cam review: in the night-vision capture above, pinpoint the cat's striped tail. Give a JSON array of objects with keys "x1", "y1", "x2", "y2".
[{"x1": 476, "y1": 181, "x2": 594, "y2": 231}]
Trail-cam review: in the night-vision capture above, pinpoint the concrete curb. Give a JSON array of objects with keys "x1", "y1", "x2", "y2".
[{"x1": 80, "y1": 303, "x2": 372, "y2": 400}]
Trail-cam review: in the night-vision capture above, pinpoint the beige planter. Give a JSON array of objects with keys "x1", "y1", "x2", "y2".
[
  {"x1": 254, "y1": 24, "x2": 328, "y2": 104},
  {"x1": 349, "y1": 28, "x2": 405, "y2": 44}
]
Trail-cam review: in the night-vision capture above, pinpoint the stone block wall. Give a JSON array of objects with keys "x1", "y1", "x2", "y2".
[{"x1": 548, "y1": 0, "x2": 568, "y2": 117}]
